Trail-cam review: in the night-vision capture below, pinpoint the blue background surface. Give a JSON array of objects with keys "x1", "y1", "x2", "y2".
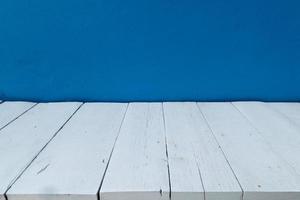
[{"x1": 0, "y1": 0, "x2": 300, "y2": 102}]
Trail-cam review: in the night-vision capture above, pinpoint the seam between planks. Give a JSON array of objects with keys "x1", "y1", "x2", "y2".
[
  {"x1": 196, "y1": 103, "x2": 245, "y2": 200},
  {"x1": 231, "y1": 102, "x2": 300, "y2": 177},
  {"x1": 0, "y1": 103, "x2": 38, "y2": 133},
  {"x1": 162, "y1": 103, "x2": 172, "y2": 200},
  {"x1": 3, "y1": 102, "x2": 84, "y2": 200},
  {"x1": 192, "y1": 146, "x2": 206, "y2": 200},
  {"x1": 97, "y1": 103, "x2": 129, "y2": 200}
]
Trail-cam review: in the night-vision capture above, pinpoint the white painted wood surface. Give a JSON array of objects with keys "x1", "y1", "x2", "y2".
[
  {"x1": 164, "y1": 102, "x2": 242, "y2": 200},
  {"x1": 0, "y1": 102, "x2": 81, "y2": 200},
  {"x1": 0, "y1": 101, "x2": 35, "y2": 131},
  {"x1": 7, "y1": 103, "x2": 127, "y2": 200},
  {"x1": 1, "y1": 101, "x2": 300, "y2": 200},
  {"x1": 198, "y1": 102, "x2": 300, "y2": 200},
  {"x1": 233, "y1": 102, "x2": 300, "y2": 175},
  {"x1": 269, "y1": 103, "x2": 300, "y2": 127},
  {"x1": 100, "y1": 103, "x2": 169, "y2": 200}
]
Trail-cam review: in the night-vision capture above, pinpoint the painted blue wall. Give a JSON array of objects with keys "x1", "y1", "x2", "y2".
[{"x1": 0, "y1": 0, "x2": 299, "y2": 102}]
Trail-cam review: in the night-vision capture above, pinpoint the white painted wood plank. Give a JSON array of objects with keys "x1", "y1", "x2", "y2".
[
  {"x1": 233, "y1": 101, "x2": 300, "y2": 175},
  {"x1": 269, "y1": 103, "x2": 300, "y2": 127},
  {"x1": 0, "y1": 102, "x2": 81, "y2": 200},
  {"x1": 7, "y1": 103, "x2": 127, "y2": 200},
  {"x1": 100, "y1": 103, "x2": 169, "y2": 200},
  {"x1": 0, "y1": 101, "x2": 35, "y2": 131},
  {"x1": 163, "y1": 103, "x2": 204, "y2": 200},
  {"x1": 198, "y1": 102, "x2": 300, "y2": 200},
  {"x1": 163, "y1": 102, "x2": 242, "y2": 200}
]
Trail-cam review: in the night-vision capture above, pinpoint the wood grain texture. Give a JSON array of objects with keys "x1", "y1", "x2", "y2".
[
  {"x1": 0, "y1": 101, "x2": 36, "y2": 131},
  {"x1": 233, "y1": 102, "x2": 300, "y2": 175},
  {"x1": 100, "y1": 103, "x2": 170, "y2": 200},
  {"x1": 198, "y1": 102, "x2": 300, "y2": 200},
  {"x1": 7, "y1": 103, "x2": 127, "y2": 200},
  {"x1": 1, "y1": 101, "x2": 300, "y2": 200},
  {"x1": 0, "y1": 102, "x2": 81, "y2": 199},
  {"x1": 163, "y1": 102, "x2": 241, "y2": 200}
]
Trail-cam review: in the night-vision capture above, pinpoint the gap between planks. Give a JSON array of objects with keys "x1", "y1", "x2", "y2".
[
  {"x1": 96, "y1": 103, "x2": 129, "y2": 200},
  {"x1": 196, "y1": 103, "x2": 245, "y2": 199},
  {"x1": 162, "y1": 104, "x2": 172, "y2": 200}
]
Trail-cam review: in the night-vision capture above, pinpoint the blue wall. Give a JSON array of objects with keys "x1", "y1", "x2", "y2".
[{"x1": 0, "y1": 0, "x2": 300, "y2": 102}]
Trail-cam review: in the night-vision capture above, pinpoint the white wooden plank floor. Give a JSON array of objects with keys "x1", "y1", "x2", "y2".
[
  {"x1": 164, "y1": 103, "x2": 241, "y2": 200},
  {"x1": 100, "y1": 103, "x2": 170, "y2": 200},
  {"x1": 269, "y1": 103, "x2": 300, "y2": 127},
  {"x1": 0, "y1": 102, "x2": 36, "y2": 131},
  {"x1": 233, "y1": 102, "x2": 300, "y2": 175},
  {"x1": 0, "y1": 101, "x2": 300, "y2": 200},
  {"x1": 199, "y1": 103, "x2": 300, "y2": 200},
  {"x1": 7, "y1": 103, "x2": 127, "y2": 200},
  {"x1": 0, "y1": 102, "x2": 81, "y2": 200}
]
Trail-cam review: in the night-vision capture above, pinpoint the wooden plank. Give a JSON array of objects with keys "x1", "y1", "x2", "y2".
[
  {"x1": 269, "y1": 103, "x2": 300, "y2": 127},
  {"x1": 198, "y1": 102, "x2": 300, "y2": 200},
  {"x1": 233, "y1": 102, "x2": 300, "y2": 175},
  {"x1": 100, "y1": 103, "x2": 169, "y2": 200},
  {"x1": 163, "y1": 102, "x2": 241, "y2": 200},
  {"x1": 7, "y1": 103, "x2": 127, "y2": 200},
  {"x1": 0, "y1": 101, "x2": 36, "y2": 131},
  {"x1": 163, "y1": 102, "x2": 204, "y2": 200},
  {"x1": 0, "y1": 102, "x2": 81, "y2": 200}
]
